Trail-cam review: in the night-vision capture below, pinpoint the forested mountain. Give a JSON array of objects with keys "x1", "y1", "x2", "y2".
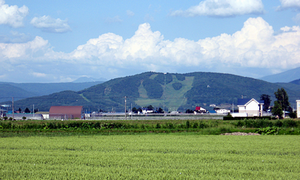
[
  {"x1": 261, "y1": 67, "x2": 300, "y2": 83},
  {"x1": 8, "y1": 72, "x2": 300, "y2": 112},
  {"x1": 290, "y1": 79, "x2": 300, "y2": 85},
  {"x1": 0, "y1": 81, "x2": 104, "y2": 102}
]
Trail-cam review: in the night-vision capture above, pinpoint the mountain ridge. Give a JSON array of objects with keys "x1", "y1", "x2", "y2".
[
  {"x1": 260, "y1": 67, "x2": 300, "y2": 83},
  {"x1": 9, "y1": 71, "x2": 300, "y2": 112}
]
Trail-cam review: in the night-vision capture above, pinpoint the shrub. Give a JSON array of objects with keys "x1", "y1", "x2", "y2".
[
  {"x1": 186, "y1": 121, "x2": 190, "y2": 128},
  {"x1": 256, "y1": 127, "x2": 280, "y2": 135},
  {"x1": 275, "y1": 120, "x2": 283, "y2": 127},
  {"x1": 192, "y1": 122, "x2": 198, "y2": 128},
  {"x1": 283, "y1": 120, "x2": 297, "y2": 128},
  {"x1": 156, "y1": 123, "x2": 161, "y2": 129}
]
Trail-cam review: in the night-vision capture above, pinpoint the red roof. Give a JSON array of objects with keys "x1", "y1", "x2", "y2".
[
  {"x1": 195, "y1": 106, "x2": 201, "y2": 111},
  {"x1": 49, "y1": 106, "x2": 83, "y2": 119}
]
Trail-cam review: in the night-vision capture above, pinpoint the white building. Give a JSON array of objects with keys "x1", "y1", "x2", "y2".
[
  {"x1": 237, "y1": 98, "x2": 264, "y2": 117},
  {"x1": 297, "y1": 100, "x2": 300, "y2": 118}
]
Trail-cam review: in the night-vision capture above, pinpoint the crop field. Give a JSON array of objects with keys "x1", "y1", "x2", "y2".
[{"x1": 1, "y1": 134, "x2": 299, "y2": 179}]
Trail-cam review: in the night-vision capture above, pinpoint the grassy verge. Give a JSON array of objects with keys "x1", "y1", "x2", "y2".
[{"x1": 0, "y1": 119, "x2": 299, "y2": 136}]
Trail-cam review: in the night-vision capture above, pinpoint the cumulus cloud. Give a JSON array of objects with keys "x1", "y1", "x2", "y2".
[
  {"x1": 2, "y1": 17, "x2": 300, "y2": 81},
  {"x1": 277, "y1": 0, "x2": 300, "y2": 10},
  {"x1": 0, "y1": 36, "x2": 49, "y2": 59},
  {"x1": 0, "y1": 0, "x2": 28, "y2": 27},
  {"x1": 58, "y1": 17, "x2": 300, "y2": 70},
  {"x1": 170, "y1": 0, "x2": 264, "y2": 17},
  {"x1": 30, "y1": 16, "x2": 71, "y2": 33},
  {"x1": 0, "y1": 31, "x2": 31, "y2": 43}
]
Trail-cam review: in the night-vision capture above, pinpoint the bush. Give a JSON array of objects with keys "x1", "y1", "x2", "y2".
[
  {"x1": 156, "y1": 123, "x2": 161, "y2": 129},
  {"x1": 283, "y1": 120, "x2": 297, "y2": 128},
  {"x1": 186, "y1": 121, "x2": 190, "y2": 128},
  {"x1": 256, "y1": 127, "x2": 280, "y2": 135},
  {"x1": 192, "y1": 122, "x2": 198, "y2": 128}
]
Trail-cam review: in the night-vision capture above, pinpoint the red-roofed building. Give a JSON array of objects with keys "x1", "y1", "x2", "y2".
[
  {"x1": 49, "y1": 106, "x2": 83, "y2": 119},
  {"x1": 195, "y1": 106, "x2": 206, "y2": 113}
]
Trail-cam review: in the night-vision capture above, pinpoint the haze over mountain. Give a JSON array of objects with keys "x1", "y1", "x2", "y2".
[
  {"x1": 260, "y1": 67, "x2": 300, "y2": 83},
  {"x1": 0, "y1": 81, "x2": 104, "y2": 102},
  {"x1": 9, "y1": 72, "x2": 300, "y2": 112},
  {"x1": 72, "y1": 77, "x2": 107, "y2": 83}
]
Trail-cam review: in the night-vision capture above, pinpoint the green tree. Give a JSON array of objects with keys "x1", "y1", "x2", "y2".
[
  {"x1": 260, "y1": 94, "x2": 271, "y2": 111},
  {"x1": 274, "y1": 88, "x2": 290, "y2": 111},
  {"x1": 24, "y1": 107, "x2": 31, "y2": 113},
  {"x1": 272, "y1": 101, "x2": 283, "y2": 119}
]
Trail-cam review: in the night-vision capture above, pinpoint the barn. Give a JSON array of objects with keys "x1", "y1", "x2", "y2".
[{"x1": 49, "y1": 106, "x2": 83, "y2": 120}]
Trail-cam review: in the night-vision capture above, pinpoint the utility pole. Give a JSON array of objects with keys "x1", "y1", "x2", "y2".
[
  {"x1": 124, "y1": 96, "x2": 127, "y2": 119},
  {"x1": 12, "y1": 97, "x2": 14, "y2": 120}
]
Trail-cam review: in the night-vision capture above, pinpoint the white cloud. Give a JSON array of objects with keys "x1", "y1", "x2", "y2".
[
  {"x1": 293, "y1": 13, "x2": 300, "y2": 24},
  {"x1": 59, "y1": 17, "x2": 300, "y2": 70},
  {"x1": 105, "y1": 16, "x2": 122, "y2": 23},
  {"x1": 126, "y1": 10, "x2": 134, "y2": 16},
  {"x1": 170, "y1": 0, "x2": 264, "y2": 17},
  {"x1": 0, "y1": 31, "x2": 31, "y2": 43},
  {"x1": 2, "y1": 17, "x2": 300, "y2": 81},
  {"x1": 0, "y1": 36, "x2": 49, "y2": 59},
  {"x1": 0, "y1": 0, "x2": 28, "y2": 27},
  {"x1": 32, "y1": 72, "x2": 46, "y2": 77},
  {"x1": 278, "y1": 0, "x2": 300, "y2": 10},
  {"x1": 30, "y1": 16, "x2": 71, "y2": 33}
]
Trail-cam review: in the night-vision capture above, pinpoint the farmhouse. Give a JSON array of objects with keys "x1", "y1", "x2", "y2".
[
  {"x1": 237, "y1": 98, "x2": 264, "y2": 117},
  {"x1": 49, "y1": 106, "x2": 83, "y2": 120}
]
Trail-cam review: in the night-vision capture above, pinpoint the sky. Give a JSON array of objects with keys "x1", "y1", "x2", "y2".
[{"x1": 0, "y1": 0, "x2": 300, "y2": 83}]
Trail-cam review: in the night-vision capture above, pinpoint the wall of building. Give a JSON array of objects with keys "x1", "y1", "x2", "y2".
[{"x1": 297, "y1": 100, "x2": 300, "y2": 118}]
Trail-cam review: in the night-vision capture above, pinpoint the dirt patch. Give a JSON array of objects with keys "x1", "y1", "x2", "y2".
[{"x1": 221, "y1": 132, "x2": 261, "y2": 136}]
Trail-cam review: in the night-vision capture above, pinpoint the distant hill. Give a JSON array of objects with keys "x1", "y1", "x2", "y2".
[
  {"x1": 0, "y1": 81, "x2": 104, "y2": 102},
  {"x1": 10, "y1": 72, "x2": 300, "y2": 112},
  {"x1": 0, "y1": 84, "x2": 37, "y2": 102},
  {"x1": 260, "y1": 67, "x2": 300, "y2": 83},
  {"x1": 290, "y1": 79, "x2": 300, "y2": 85}
]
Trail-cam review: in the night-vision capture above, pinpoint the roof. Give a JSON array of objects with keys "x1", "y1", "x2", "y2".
[
  {"x1": 237, "y1": 98, "x2": 264, "y2": 106},
  {"x1": 49, "y1": 106, "x2": 83, "y2": 114}
]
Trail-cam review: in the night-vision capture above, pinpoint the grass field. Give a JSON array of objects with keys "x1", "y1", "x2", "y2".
[{"x1": 1, "y1": 134, "x2": 299, "y2": 179}]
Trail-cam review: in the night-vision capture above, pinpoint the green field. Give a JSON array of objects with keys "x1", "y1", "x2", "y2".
[{"x1": 1, "y1": 134, "x2": 299, "y2": 179}]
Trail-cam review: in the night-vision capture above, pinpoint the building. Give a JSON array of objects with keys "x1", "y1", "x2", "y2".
[
  {"x1": 49, "y1": 106, "x2": 83, "y2": 120},
  {"x1": 214, "y1": 108, "x2": 230, "y2": 114},
  {"x1": 297, "y1": 100, "x2": 300, "y2": 118},
  {"x1": 195, "y1": 106, "x2": 206, "y2": 113},
  {"x1": 237, "y1": 98, "x2": 264, "y2": 117}
]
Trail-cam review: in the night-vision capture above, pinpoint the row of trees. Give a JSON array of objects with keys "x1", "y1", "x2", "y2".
[{"x1": 264, "y1": 88, "x2": 296, "y2": 119}]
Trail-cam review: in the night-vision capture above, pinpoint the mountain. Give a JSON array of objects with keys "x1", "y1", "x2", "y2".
[
  {"x1": 260, "y1": 67, "x2": 300, "y2": 83},
  {"x1": 10, "y1": 72, "x2": 300, "y2": 112},
  {"x1": 0, "y1": 81, "x2": 104, "y2": 102},
  {"x1": 290, "y1": 79, "x2": 300, "y2": 85},
  {"x1": 0, "y1": 84, "x2": 37, "y2": 103}
]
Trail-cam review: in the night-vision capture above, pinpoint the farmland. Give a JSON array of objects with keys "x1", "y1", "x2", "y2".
[{"x1": 1, "y1": 135, "x2": 300, "y2": 179}]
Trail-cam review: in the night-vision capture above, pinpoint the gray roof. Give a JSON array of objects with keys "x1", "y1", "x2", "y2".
[{"x1": 237, "y1": 98, "x2": 264, "y2": 106}]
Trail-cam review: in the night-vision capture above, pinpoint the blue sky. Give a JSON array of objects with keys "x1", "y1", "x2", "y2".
[{"x1": 1, "y1": 0, "x2": 300, "y2": 82}]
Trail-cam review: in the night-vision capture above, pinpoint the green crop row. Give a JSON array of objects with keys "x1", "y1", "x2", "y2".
[
  {"x1": 1, "y1": 119, "x2": 300, "y2": 136},
  {"x1": 1, "y1": 135, "x2": 299, "y2": 179}
]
